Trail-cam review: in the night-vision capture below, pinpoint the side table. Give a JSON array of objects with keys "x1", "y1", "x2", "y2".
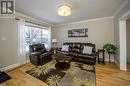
[
  {"x1": 108, "y1": 52, "x2": 115, "y2": 63},
  {"x1": 97, "y1": 49, "x2": 105, "y2": 64},
  {"x1": 51, "y1": 47, "x2": 61, "y2": 54}
]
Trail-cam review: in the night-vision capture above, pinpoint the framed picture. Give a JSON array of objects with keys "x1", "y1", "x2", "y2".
[{"x1": 68, "y1": 28, "x2": 88, "y2": 37}]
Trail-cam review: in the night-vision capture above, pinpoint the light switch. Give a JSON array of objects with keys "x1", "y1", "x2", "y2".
[{"x1": 1, "y1": 37, "x2": 7, "y2": 41}]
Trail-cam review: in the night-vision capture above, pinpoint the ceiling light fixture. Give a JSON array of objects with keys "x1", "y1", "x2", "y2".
[{"x1": 58, "y1": 4, "x2": 71, "y2": 16}]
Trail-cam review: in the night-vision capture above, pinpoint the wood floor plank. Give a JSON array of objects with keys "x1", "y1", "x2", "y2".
[
  {"x1": 95, "y1": 63, "x2": 130, "y2": 86},
  {"x1": 0, "y1": 62, "x2": 130, "y2": 86}
]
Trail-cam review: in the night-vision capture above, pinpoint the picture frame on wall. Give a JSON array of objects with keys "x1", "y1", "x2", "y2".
[{"x1": 68, "y1": 28, "x2": 88, "y2": 37}]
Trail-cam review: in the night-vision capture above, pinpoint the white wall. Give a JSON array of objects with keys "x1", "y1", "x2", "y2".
[
  {"x1": 54, "y1": 18, "x2": 114, "y2": 60},
  {"x1": 0, "y1": 18, "x2": 18, "y2": 69},
  {"x1": 126, "y1": 19, "x2": 130, "y2": 64}
]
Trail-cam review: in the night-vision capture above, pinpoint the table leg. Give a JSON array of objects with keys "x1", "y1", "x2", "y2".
[
  {"x1": 109, "y1": 53, "x2": 111, "y2": 63},
  {"x1": 114, "y1": 54, "x2": 115, "y2": 64}
]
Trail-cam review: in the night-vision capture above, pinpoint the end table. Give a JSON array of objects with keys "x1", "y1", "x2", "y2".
[
  {"x1": 108, "y1": 52, "x2": 115, "y2": 63},
  {"x1": 98, "y1": 49, "x2": 105, "y2": 64}
]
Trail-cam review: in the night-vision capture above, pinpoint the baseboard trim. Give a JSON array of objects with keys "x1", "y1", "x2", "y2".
[
  {"x1": 0, "y1": 63, "x2": 20, "y2": 71},
  {"x1": 0, "y1": 60, "x2": 31, "y2": 71}
]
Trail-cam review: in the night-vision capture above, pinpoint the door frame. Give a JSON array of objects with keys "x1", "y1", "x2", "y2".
[{"x1": 119, "y1": 10, "x2": 130, "y2": 70}]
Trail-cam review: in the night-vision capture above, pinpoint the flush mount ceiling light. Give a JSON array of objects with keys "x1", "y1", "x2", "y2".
[{"x1": 58, "y1": 4, "x2": 72, "y2": 16}]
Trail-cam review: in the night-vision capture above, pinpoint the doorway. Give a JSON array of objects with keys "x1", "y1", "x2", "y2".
[{"x1": 119, "y1": 11, "x2": 130, "y2": 70}]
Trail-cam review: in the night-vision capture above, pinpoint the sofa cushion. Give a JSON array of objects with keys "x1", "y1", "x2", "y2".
[
  {"x1": 82, "y1": 46, "x2": 93, "y2": 55},
  {"x1": 63, "y1": 42, "x2": 73, "y2": 52},
  {"x1": 81, "y1": 43, "x2": 95, "y2": 53},
  {"x1": 40, "y1": 52, "x2": 52, "y2": 57},
  {"x1": 71, "y1": 43, "x2": 81, "y2": 53},
  {"x1": 69, "y1": 52, "x2": 80, "y2": 57},
  {"x1": 61, "y1": 45, "x2": 69, "y2": 52}
]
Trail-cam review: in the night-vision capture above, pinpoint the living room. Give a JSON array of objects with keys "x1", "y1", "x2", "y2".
[{"x1": 0, "y1": 0, "x2": 130, "y2": 86}]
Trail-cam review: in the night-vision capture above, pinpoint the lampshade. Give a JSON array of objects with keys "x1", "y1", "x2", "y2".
[
  {"x1": 58, "y1": 5, "x2": 71, "y2": 16},
  {"x1": 52, "y1": 39, "x2": 57, "y2": 43}
]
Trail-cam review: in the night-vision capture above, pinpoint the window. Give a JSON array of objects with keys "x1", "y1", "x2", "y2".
[{"x1": 24, "y1": 25, "x2": 49, "y2": 51}]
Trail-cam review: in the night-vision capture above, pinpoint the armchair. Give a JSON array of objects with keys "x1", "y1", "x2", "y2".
[{"x1": 29, "y1": 44, "x2": 52, "y2": 65}]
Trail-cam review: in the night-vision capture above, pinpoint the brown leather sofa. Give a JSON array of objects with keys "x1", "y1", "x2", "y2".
[
  {"x1": 29, "y1": 44, "x2": 52, "y2": 65},
  {"x1": 59, "y1": 42, "x2": 96, "y2": 65}
]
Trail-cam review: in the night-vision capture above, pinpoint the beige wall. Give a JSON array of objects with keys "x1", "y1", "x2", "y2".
[
  {"x1": 126, "y1": 19, "x2": 130, "y2": 63},
  {"x1": 0, "y1": 14, "x2": 53, "y2": 69},
  {"x1": 54, "y1": 18, "x2": 114, "y2": 50},
  {"x1": 0, "y1": 18, "x2": 18, "y2": 68}
]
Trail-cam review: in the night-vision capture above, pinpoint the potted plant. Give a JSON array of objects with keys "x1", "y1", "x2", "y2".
[{"x1": 103, "y1": 44, "x2": 117, "y2": 54}]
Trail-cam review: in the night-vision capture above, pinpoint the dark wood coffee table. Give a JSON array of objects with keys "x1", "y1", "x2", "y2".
[{"x1": 52, "y1": 52, "x2": 72, "y2": 70}]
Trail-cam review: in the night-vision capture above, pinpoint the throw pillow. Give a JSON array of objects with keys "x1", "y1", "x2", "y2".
[
  {"x1": 82, "y1": 46, "x2": 93, "y2": 55},
  {"x1": 61, "y1": 45, "x2": 69, "y2": 52}
]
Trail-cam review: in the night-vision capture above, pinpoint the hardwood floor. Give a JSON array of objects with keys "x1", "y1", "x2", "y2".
[
  {"x1": 0, "y1": 62, "x2": 130, "y2": 86},
  {"x1": 95, "y1": 63, "x2": 130, "y2": 86}
]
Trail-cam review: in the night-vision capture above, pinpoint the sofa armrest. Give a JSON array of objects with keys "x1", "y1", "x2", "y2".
[
  {"x1": 91, "y1": 52, "x2": 97, "y2": 56},
  {"x1": 30, "y1": 52, "x2": 41, "y2": 56}
]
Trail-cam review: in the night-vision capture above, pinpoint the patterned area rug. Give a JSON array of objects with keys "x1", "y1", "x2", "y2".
[{"x1": 26, "y1": 60, "x2": 96, "y2": 86}]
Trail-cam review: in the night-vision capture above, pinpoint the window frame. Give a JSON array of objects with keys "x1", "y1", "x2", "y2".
[{"x1": 24, "y1": 25, "x2": 49, "y2": 52}]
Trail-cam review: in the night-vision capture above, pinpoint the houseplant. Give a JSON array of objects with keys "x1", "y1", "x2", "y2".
[{"x1": 103, "y1": 44, "x2": 117, "y2": 54}]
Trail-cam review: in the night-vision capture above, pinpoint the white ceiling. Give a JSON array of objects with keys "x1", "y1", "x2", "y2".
[{"x1": 15, "y1": 0, "x2": 127, "y2": 25}]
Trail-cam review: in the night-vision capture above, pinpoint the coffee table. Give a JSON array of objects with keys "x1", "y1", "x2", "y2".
[{"x1": 52, "y1": 52, "x2": 72, "y2": 70}]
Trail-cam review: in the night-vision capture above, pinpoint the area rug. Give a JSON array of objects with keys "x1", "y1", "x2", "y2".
[
  {"x1": 26, "y1": 60, "x2": 96, "y2": 86},
  {"x1": 0, "y1": 71, "x2": 11, "y2": 84}
]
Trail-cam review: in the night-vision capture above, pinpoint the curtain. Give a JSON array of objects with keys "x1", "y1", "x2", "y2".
[
  {"x1": 17, "y1": 19, "x2": 27, "y2": 65},
  {"x1": 48, "y1": 26, "x2": 52, "y2": 50}
]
